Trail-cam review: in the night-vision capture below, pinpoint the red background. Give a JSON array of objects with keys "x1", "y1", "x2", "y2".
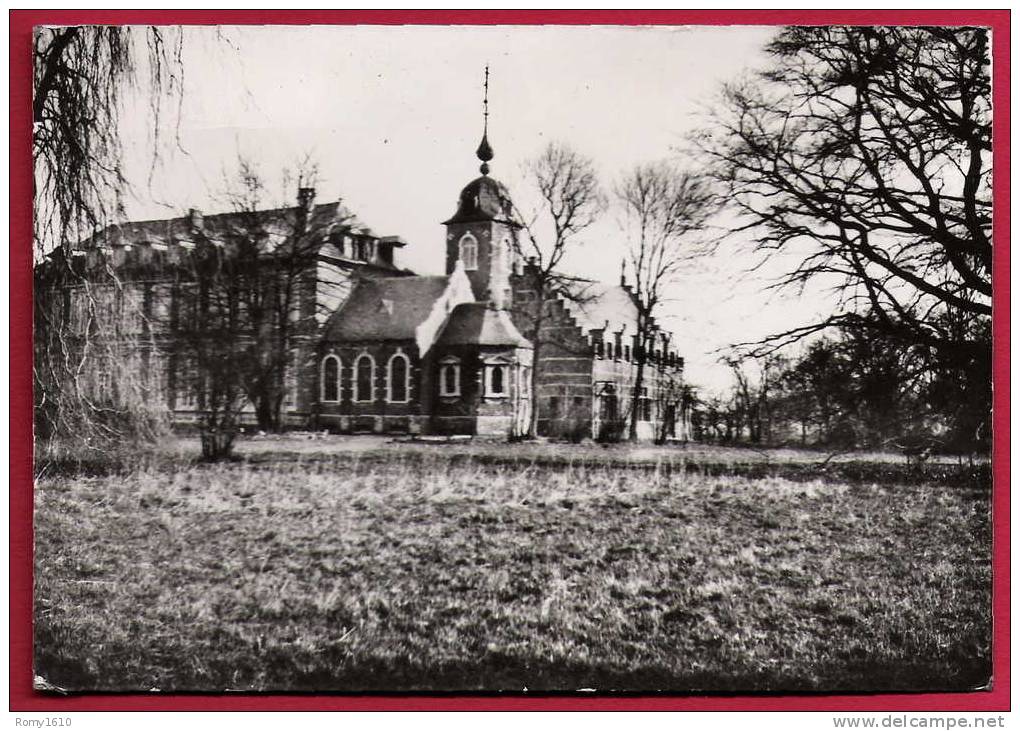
[{"x1": 8, "y1": 9, "x2": 1010, "y2": 712}]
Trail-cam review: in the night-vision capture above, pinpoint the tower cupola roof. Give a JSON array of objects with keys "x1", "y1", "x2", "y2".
[
  {"x1": 443, "y1": 175, "x2": 516, "y2": 225},
  {"x1": 443, "y1": 65, "x2": 520, "y2": 227}
]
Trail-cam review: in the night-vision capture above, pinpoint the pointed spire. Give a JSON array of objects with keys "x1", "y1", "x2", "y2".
[
  {"x1": 476, "y1": 65, "x2": 494, "y2": 175},
  {"x1": 620, "y1": 259, "x2": 627, "y2": 287}
]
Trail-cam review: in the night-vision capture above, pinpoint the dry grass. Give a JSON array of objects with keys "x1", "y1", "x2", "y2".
[{"x1": 34, "y1": 442, "x2": 991, "y2": 693}]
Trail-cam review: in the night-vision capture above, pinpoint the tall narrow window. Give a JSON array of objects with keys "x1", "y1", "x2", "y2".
[
  {"x1": 354, "y1": 353, "x2": 375, "y2": 402},
  {"x1": 459, "y1": 233, "x2": 478, "y2": 271},
  {"x1": 387, "y1": 351, "x2": 410, "y2": 403},
  {"x1": 439, "y1": 357, "x2": 461, "y2": 397},
  {"x1": 486, "y1": 364, "x2": 507, "y2": 397},
  {"x1": 321, "y1": 354, "x2": 341, "y2": 402}
]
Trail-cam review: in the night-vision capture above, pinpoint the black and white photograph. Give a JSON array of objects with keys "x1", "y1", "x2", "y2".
[{"x1": 31, "y1": 22, "x2": 993, "y2": 694}]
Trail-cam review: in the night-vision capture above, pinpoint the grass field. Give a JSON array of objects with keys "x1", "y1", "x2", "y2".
[{"x1": 33, "y1": 437, "x2": 992, "y2": 693}]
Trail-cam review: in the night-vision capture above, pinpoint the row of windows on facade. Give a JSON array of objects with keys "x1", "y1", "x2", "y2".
[
  {"x1": 85, "y1": 362, "x2": 299, "y2": 412},
  {"x1": 63, "y1": 285, "x2": 305, "y2": 334},
  {"x1": 595, "y1": 339, "x2": 680, "y2": 368},
  {"x1": 547, "y1": 391, "x2": 655, "y2": 422},
  {"x1": 320, "y1": 354, "x2": 522, "y2": 404},
  {"x1": 170, "y1": 376, "x2": 298, "y2": 411}
]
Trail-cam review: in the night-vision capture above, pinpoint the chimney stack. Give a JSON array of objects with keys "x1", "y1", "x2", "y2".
[
  {"x1": 188, "y1": 208, "x2": 203, "y2": 230},
  {"x1": 297, "y1": 187, "x2": 316, "y2": 213}
]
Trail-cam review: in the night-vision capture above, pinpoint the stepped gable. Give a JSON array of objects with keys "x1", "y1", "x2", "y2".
[
  {"x1": 436, "y1": 302, "x2": 530, "y2": 348},
  {"x1": 560, "y1": 282, "x2": 641, "y2": 334},
  {"x1": 324, "y1": 275, "x2": 450, "y2": 342}
]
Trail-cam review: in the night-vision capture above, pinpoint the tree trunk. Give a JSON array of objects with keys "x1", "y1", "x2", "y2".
[
  {"x1": 200, "y1": 428, "x2": 235, "y2": 461},
  {"x1": 255, "y1": 394, "x2": 274, "y2": 433},
  {"x1": 528, "y1": 337, "x2": 542, "y2": 439},
  {"x1": 629, "y1": 337, "x2": 646, "y2": 442},
  {"x1": 524, "y1": 283, "x2": 546, "y2": 440}
]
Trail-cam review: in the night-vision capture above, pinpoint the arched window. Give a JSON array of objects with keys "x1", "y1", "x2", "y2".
[
  {"x1": 353, "y1": 353, "x2": 375, "y2": 402},
  {"x1": 439, "y1": 356, "x2": 461, "y2": 397},
  {"x1": 459, "y1": 233, "x2": 478, "y2": 271},
  {"x1": 387, "y1": 351, "x2": 411, "y2": 403},
  {"x1": 490, "y1": 365, "x2": 505, "y2": 395},
  {"x1": 485, "y1": 363, "x2": 508, "y2": 397},
  {"x1": 321, "y1": 354, "x2": 341, "y2": 403}
]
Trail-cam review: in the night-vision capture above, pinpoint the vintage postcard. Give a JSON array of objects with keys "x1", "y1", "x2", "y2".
[{"x1": 27, "y1": 19, "x2": 996, "y2": 697}]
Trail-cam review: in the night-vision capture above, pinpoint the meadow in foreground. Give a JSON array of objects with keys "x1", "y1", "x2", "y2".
[{"x1": 33, "y1": 441, "x2": 991, "y2": 693}]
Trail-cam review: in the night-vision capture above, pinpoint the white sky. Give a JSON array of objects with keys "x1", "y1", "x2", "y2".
[{"x1": 117, "y1": 24, "x2": 836, "y2": 394}]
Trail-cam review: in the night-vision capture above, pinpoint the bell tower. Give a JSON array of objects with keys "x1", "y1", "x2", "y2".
[{"x1": 442, "y1": 66, "x2": 519, "y2": 308}]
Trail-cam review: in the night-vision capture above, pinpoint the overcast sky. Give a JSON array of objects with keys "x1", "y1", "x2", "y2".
[{"x1": 117, "y1": 24, "x2": 835, "y2": 394}]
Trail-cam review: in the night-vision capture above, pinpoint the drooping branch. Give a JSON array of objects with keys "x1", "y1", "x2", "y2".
[{"x1": 33, "y1": 25, "x2": 184, "y2": 257}]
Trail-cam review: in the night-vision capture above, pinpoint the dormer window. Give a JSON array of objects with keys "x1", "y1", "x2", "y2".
[{"x1": 459, "y1": 233, "x2": 478, "y2": 271}]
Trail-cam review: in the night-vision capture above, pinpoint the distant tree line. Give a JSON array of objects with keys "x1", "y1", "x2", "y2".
[{"x1": 693, "y1": 319, "x2": 990, "y2": 454}]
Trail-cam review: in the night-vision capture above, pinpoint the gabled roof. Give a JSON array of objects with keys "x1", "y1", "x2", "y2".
[
  {"x1": 324, "y1": 275, "x2": 451, "y2": 342},
  {"x1": 436, "y1": 302, "x2": 531, "y2": 348}
]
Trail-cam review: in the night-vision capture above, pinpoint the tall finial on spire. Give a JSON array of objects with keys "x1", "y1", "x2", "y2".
[
  {"x1": 476, "y1": 64, "x2": 494, "y2": 175},
  {"x1": 483, "y1": 64, "x2": 489, "y2": 134}
]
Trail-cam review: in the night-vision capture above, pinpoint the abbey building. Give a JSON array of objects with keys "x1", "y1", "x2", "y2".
[{"x1": 36, "y1": 127, "x2": 692, "y2": 442}]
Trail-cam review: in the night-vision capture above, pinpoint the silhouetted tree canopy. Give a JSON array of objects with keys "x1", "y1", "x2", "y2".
[{"x1": 700, "y1": 26, "x2": 991, "y2": 357}]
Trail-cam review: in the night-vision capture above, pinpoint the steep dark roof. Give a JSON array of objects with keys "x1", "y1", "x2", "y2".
[
  {"x1": 324, "y1": 275, "x2": 450, "y2": 342},
  {"x1": 443, "y1": 175, "x2": 519, "y2": 225},
  {"x1": 436, "y1": 302, "x2": 531, "y2": 348},
  {"x1": 85, "y1": 202, "x2": 347, "y2": 250}
]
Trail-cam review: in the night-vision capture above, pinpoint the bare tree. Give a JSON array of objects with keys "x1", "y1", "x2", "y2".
[
  {"x1": 173, "y1": 156, "x2": 351, "y2": 453},
  {"x1": 698, "y1": 26, "x2": 991, "y2": 358},
  {"x1": 725, "y1": 354, "x2": 785, "y2": 444},
  {"x1": 33, "y1": 26, "x2": 184, "y2": 456},
  {"x1": 616, "y1": 162, "x2": 713, "y2": 441},
  {"x1": 511, "y1": 142, "x2": 605, "y2": 438}
]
